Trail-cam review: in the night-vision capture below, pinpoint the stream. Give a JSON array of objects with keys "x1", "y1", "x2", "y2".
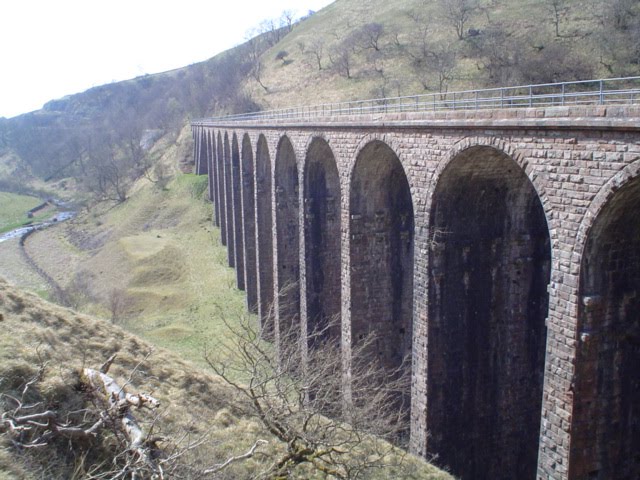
[{"x1": 0, "y1": 211, "x2": 76, "y2": 243}]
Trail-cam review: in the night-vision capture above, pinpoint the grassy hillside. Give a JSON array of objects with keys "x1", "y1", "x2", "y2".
[
  {"x1": 0, "y1": 192, "x2": 43, "y2": 234},
  {"x1": 0, "y1": 279, "x2": 253, "y2": 479},
  {"x1": 3, "y1": 127, "x2": 248, "y2": 368},
  {"x1": 248, "y1": 0, "x2": 639, "y2": 108},
  {"x1": 0, "y1": 272, "x2": 452, "y2": 479}
]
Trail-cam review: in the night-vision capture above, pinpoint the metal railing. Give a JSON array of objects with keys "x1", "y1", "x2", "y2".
[{"x1": 192, "y1": 76, "x2": 640, "y2": 124}]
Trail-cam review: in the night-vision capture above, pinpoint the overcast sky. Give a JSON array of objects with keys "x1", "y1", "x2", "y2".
[{"x1": 0, "y1": 0, "x2": 334, "y2": 118}]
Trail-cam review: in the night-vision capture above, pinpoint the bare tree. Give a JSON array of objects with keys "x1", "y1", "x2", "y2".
[
  {"x1": 414, "y1": 44, "x2": 457, "y2": 94},
  {"x1": 107, "y1": 288, "x2": 132, "y2": 324},
  {"x1": 329, "y1": 34, "x2": 359, "y2": 79},
  {"x1": 280, "y1": 9, "x2": 296, "y2": 32},
  {"x1": 545, "y1": 0, "x2": 569, "y2": 37},
  {"x1": 245, "y1": 35, "x2": 270, "y2": 92},
  {"x1": 407, "y1": 11, "x2": 457, "y2": 93},
  {"x1": 357, "y1": 23, "x2": 385, "y2": 51},
  {"x1": 438, "y1": 0, "x2": 480, "y2": 40},
  {"x1": 308, "y1": 37, "x2": 325, "y2": 70},
  {"x1": 0, "y1": 355, "x2": 270, "y2": 479},
  {"x1": 1, "y1": 356, "x2": 171, "y2": 478},
  {"x1": 605, "y1": 0, "x2": 639, "y2": 30},
  {"x1": 592, "y1": 0, "x2": 640, "y2": 74},
  {"x1": 206, "y1": 315, "x2": 411, "y2": 479},
  {"x1": 468, "y1": 23, "x2": 525, "y2": 85}
]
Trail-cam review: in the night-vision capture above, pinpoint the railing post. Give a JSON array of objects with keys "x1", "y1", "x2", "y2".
[
  {"x1": 562, "y1": 83, "x2": 566, "y2": 106},
  {"x1": 599, "y1": 79, "x2": 604, "y2": 105},
  {"x1": 529, "y1": 86, "x2": 532, "y2": 107},
  {"x1": 475, "y1": 91, "x2": 479, "y2": 110},
  {"x1": 500, "y1": 88, "x2": 504, "y2": 108}
]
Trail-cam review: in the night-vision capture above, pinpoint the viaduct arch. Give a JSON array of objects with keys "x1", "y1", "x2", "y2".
[{"x1": 193, "y1": 104, "x2": 640, "y2": 480}]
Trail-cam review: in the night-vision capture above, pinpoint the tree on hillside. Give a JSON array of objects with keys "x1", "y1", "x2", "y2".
[
  {"x1": 281, "y1": 9, "x2": 296, "y2": 33},
  {"x1": 79, "y1": 125, "x2": 146, "y2": 204},
  {"x1": 545, "y1": 0, "x2": 570, "y2": 37},
  {"x1": 329, "y1": 35, "x2": 358, "y2": 79},
  {"x1": 406, "y1": 10, "x2": 458, "y2": 93},
  {"x1": 308, "y1": 37, "x2": 326, "y2": 70},
  {"x1": 275, "y1": 50, "x2": 290, "y2": 65},
  {"x1": 206, "y1": 315, "x2": 412, "y2": 479},
  {"x1": 356, "y1": 23, "x2": 385, "y2": 51},
  {"x1": 592, "y1": 0, "x2": 640, "y2": 74},
  {"x1": 468, "y1": 24, "x2": 525, "y2": 85},
  {"x1": 438, "y1": 0, "x2": 480, "y2": 40}
]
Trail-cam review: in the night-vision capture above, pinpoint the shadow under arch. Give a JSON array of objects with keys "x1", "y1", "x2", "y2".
[
  {"x1": 275, "y1": 135, "x2": 300, "y2": 337},
  {"x1": 232, "y1": 133, "x2": 244, "y2": 290},
  {"x1": 241, "y1": 133, "x2": 258, "y2": 313},
  {"x1": 570, "y1": 172, "x2": 640, "y2": 480},
  {"x1": 256, "y1": 134, "x2": 274, "y2": 336},
  {"x1": 304, "y1": 137, "x2": 342, "y2": 344},
  {"x1": 349, "y1": 139, "x2": 414, "y2": 438},
  {"x1": 223, "y1": 133, "x2": 235, "y2": 267},
  {"x1": 427, "y1": 145, "x2": 551, "y2": 480},
  {"x1": 217, "y1": 132, "x2": 226, "y2": 246}
]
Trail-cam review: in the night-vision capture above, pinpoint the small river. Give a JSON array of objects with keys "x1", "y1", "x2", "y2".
[{"x1": 0, "y1": 211, "x2": 76, "y2": 243}]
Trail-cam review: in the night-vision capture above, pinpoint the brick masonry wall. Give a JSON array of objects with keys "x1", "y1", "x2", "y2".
[{"x1": 194, "y1": 105, "x2": 640, "y2": 480}]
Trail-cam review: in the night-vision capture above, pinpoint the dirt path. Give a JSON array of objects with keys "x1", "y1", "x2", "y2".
[
  {"x1": 23, "y1": 223, "x2": 85, "y2": 291},
  {"x1": 0, "y1": 236, "x2": 50, "y2": 295}
]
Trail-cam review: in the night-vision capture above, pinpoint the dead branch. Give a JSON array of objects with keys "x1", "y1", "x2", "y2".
[
  {"x1": 203, "y1": 439, "x2": 268, "y2": 474},
  {"x1": 206, "y1": 313, "x2": 412, "y2": 479},
  {"x1": 81, "y1": 366, "x2": 162, "y2": 475}
]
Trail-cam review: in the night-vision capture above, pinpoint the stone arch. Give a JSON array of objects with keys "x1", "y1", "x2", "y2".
[
  {"x1": 428, "y1": 136, "x2": 553, "y2": 230},
  {"x1": 217, "y1": 132, "x2": 226, "y2": 245},
  {"x1": 241, "y1": 134, "x2": 258, "y2": 313},
  {"x1": 232, "y1": 133, "x2": 245, "y2": 290},
  {"x1": 224, "y1": 133, "x2": 235, "y2": 267},
  {"x1": 427, "y1": 144, "x2": 551, "y2": 480},
  {"x1": 304, "y1": 136, "x2": 342, "y2": 344},
  {"x1": 256, "y1": 134, "x2": 274, "y2": 335},
  {"x1": 569, "y1": 164, "x2": 640, "y2": 480},
  {"x1": 575, "y1": 158, "x2": 640, "y2": 258},
  {"x1": 275, "y1": 135, "x2": 300, "y2": 338},
  {"x1": 349, "y1": 139, "x2": 414, "y2": 428}
]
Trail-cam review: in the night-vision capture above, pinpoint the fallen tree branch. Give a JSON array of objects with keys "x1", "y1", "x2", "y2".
[
  {"x1": 203, "y1": 439, "x2": 268, "y2": 474},
  {"x1": 81, "y1": 365, "x2": 162, "y2": 476}
]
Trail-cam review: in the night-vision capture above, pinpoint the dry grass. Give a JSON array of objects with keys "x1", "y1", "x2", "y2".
[
  {"x1": 248, "y1": 0, "x2": 614, "y2": 109},
  {"x1": 6, "y1": 127, "x2": 246, "y2": 369},
  {"x1": 0, "y1": 280, "x2": 452, "y2": 479},
  {"x1": 0, "y1": 278, "x2": 267, "y2": 478}
]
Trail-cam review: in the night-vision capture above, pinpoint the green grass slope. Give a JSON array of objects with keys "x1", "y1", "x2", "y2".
[
  {"x1": 0, "y1": 277, "x2": 452, "y2": 479},
  {"x1": 11, "y1": 127, "x2": 246, "y2": 368},
  {"x1": 248, "y1": 0, "x2": 638, "y2": 109}
]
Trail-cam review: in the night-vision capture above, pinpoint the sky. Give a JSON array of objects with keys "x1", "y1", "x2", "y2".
[{"x1": 0, "y1": 0, "x2": 335, "y2": 118}]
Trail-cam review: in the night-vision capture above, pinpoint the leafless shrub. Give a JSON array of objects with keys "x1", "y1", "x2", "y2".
[
  {"x1": 107, "y1": 288, "x2": 133, "y2": 324},
  {"x1": 308, "y1": 38, "x2": 326, "y2": 71},
  {"x1": 0, "y1": 354, "x2": 266, "y2": 479},
  {"x1": 438, "y1": 0, "x2": 480, "y2": 40},
  {"x1": 206, "y1": 312, "x2": 412, "y2": 479}
]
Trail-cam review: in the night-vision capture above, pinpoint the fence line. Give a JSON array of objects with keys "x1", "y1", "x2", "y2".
[{"x1": 192, "y1": 76, "x2": 640, "y2": 125}]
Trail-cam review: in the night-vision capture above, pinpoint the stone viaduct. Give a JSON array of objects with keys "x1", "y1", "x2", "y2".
[{"x1": 192, "y1": 102, "x2": 640, "y2": 480}]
